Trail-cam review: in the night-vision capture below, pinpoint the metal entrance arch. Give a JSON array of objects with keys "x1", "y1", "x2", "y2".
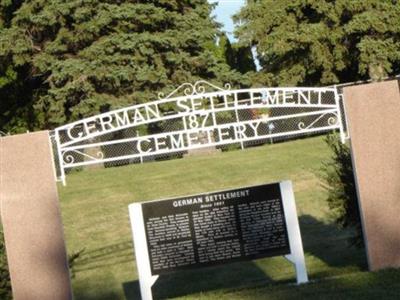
[{"x1": 52, "y1": 81, "x2": 348, "y2": 185}]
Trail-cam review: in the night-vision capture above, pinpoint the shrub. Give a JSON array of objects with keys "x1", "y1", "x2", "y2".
[
  {"x1": 0, "y1": 229, "x2": 12, "y2": 300},
  {"x1": 322, "y1": 134, "x2": 364, "y2": 247}
]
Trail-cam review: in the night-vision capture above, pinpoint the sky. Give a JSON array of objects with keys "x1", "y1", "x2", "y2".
[{"x1": 208, "y1": 0, "x2": 245, "y2": 42}]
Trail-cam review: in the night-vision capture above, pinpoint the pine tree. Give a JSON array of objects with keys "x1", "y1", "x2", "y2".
[
  {"x1": 216, "y1": 34, "x2": 236, "y2": 68},
  {"x1": 234, "y1": 0, "x2": 400, "y2": 86},
  {"x1": 232, "y1": 43, "x2": 256, "y2": 74},
  {"x1": 0, "y1": 1, "x2": 35, "y2": 133},
  {"x1": 0, "y1": 0, "x2": 239, "y2": 131},
  {"x1": 215, "y1": 33, "x2": 255, "y2": 75}
]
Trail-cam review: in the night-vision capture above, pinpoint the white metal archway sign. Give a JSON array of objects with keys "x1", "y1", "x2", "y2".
[{"x1": 53, "y1": 81, "x2": 347, "y2": 185}]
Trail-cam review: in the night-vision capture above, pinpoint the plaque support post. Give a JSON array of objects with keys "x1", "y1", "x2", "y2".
[
  {"x1": 129, "y1": 204, "x2": 159, "y2": 300},
  {"x1": 280, "y1": 181, "x2": 308, "y2": 284}
]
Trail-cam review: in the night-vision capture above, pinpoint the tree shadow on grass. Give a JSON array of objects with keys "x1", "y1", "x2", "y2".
[
  {"x1": 266, "y1": 268, "x2": 400, "y2": 300},
  {"x1": 123, "y1": 260, "x2": 273, "y2": 299},
  {"x1": 73, "y1": 288, "x2": 121, "y2": 300},
  {"x1": 72, "y1": 240, "x2": 133, "y2": 272},
  {"x1": 71, "y1": 216, "x2": 368, "y2": 299},
  {"x1": 299, "y1": 214, "x2": 367, "y2": 272}
]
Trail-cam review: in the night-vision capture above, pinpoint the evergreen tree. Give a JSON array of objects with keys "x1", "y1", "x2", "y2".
[
  {"x1": 216, "y1": 33, "x2": 255, "y2": 74},
  {"x1": 217, "y1": 34, "x2": 236, "y2": 68},
  {"x1": 234, "y1": 0, "x2": 400, "y2": 86},
  {"x1": 0, "y1": 1, "x2": 35, "y2": 133},
  {"x1": 232, "y1": 43, "x2": 256, "y2": 74},
  {"x1": 0, "y1": 0, "x2": 239, "y2": 131}
]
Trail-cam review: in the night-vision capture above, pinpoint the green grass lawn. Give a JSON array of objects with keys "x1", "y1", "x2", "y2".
[{"x1": 59, "y1": 135, "x2": 373, "y2": 299}]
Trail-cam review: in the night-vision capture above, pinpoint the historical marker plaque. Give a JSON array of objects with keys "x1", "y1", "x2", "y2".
[
  {"x1": 129, "y1": 181, "x2": 308, "y2": 300},
  {"x1": 141, "y1": 183, "x2": 289, "y2": 275}
]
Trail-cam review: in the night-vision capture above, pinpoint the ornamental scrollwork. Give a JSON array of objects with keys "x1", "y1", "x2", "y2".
[
  {"x1": 158, "y1": 80, "x2": 231, "y2": 100},
  {"x1": 298, "y1": 112, "x2": 339, "y2": 130},
  {"x1": 62, "y1": 149, "x2": 104, "y2": 165}
]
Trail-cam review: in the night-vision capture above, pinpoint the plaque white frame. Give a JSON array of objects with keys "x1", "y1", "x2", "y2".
[
  {"x1": 129, "y1": 204, "x2": 159, "y2": 300},
  {"x1": 280, "y1": 180, "x2": 309, "y2": 284},
  {"x1": 128, "y1": 180, "x2": 308, "y2": 300}
]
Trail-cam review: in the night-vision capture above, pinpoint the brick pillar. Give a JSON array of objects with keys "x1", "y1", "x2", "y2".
[
  {"x1": 344, "y1": 80, "x2": 400, "y2": 270},
  {"x1": 0, "y1": 131, "x2": 72, "y2": 299}
]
